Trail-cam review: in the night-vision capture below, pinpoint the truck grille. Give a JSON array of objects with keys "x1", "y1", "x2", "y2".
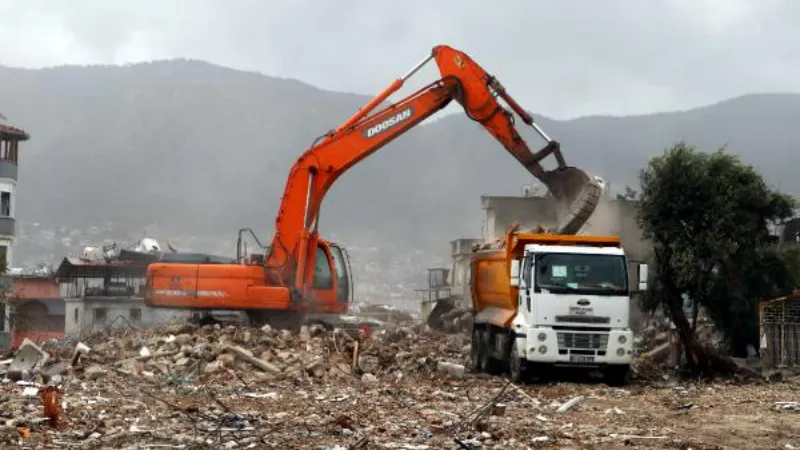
[
  {"x1": 557, "y1": 332, "x2": 608, "y2": 350},
  {"x1": 555, "y1": 315, "x2": 610, "y2": 324}
]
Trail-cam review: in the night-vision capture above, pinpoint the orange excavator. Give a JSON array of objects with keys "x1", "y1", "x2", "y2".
[{"x1": 144, "y1": 45, "x2": 601, "y2": 328}]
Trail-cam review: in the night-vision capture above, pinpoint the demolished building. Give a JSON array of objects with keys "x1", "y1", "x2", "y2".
[
  {"x1": 3, "y1": 275, "x2": 63, "y2": 348},
  {"x1": 0, "y1": 240, "x2": 199, "y2": 349},
  {"x1": 419, "y1": 191, "x2": 653, "y2": 332},
  {"x1": 56, "y1": 250, "x2": 191, "y2": 337}
]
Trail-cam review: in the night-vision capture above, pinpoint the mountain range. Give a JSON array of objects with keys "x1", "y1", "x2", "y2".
[{"x1": 1, "y1": 59, "x2": 799, "y2": 302}]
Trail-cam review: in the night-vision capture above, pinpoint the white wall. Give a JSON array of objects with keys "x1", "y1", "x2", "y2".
[{"x1": 64, "y1": 297, "x2": 192, "y2": 337}]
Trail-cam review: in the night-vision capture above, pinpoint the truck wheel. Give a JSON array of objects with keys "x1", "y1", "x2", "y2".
[
  {"x1": 604, "y1": 365, "x2": 630, "y2": 387},
  {"x1": 508, "y1": 339, "x2": 528, "y2": 383},
  {"x1": 468, "y1": 328, "x2": 483, "y2": 372}
]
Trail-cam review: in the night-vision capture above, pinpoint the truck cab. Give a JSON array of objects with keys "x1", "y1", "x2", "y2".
[
  {"x1": 469, "y1": 232, "x2": 646, "y2": 385},
  {"x1": 510, "y1": 241, "x2": 636, "y2": 382}
]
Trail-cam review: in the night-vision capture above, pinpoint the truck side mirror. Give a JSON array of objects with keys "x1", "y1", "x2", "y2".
[
  {"x1": 637, "y1": 263, "x2": 648, "y2": 291},
  {"x1": 510, "y1": 259, "x2": 520, "y2": 287}
]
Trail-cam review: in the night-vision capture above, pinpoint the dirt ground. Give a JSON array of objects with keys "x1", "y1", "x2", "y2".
[{"x1": 1, "y1": 324, "x2": 799, "y2": 449}]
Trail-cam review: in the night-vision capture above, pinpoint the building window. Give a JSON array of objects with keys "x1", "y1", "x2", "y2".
[
  {"x1": 130, "y1": 308, "x2": 141, "y2": 322},
  {"x1": 0, "y1": 192, "x2": 10, "y2": 217},
  {"x1": 94, "y1": 307, "x2": 107, "y2": 323},
  {"x1": 0, "y1": 141, "x2": 15, "y2": 163},
  {"x1": 0, "y1": 302, "x2": 5, "y2": 332},
  {"x1": 73, "y1": 307, "x2": 79, "y2": 324}
]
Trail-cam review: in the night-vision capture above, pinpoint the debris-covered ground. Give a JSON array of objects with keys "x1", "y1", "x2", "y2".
[{"x1": 2, "y1": 323, "x2": 800, "y2": 449}]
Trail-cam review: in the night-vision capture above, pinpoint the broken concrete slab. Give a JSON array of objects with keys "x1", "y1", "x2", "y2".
[
  {"x1": 7, "y1": 339, "x2": 49, "y2": 382},
  {"x1": 437, "y1": 361, "x2": 466, "y2": 379}
]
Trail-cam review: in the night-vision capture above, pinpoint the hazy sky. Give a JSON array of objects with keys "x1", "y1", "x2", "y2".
[{"x1": 1, "y1": 0, "x2": 798, "y2": 119}]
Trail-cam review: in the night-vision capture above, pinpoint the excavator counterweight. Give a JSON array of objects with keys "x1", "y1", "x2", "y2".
[{"x1": 144, "y1": 44, "x2": 600, "y2": 328}]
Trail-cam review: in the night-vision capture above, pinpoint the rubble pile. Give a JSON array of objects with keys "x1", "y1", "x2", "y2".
[
  {"x1": 435, "y1": 307, "x2": 473, "y2": 334},
  {"x1": 1, "y1": 323, "x2": 799, "y2": 449},
  {"x1": 630, "y1": 313, "x2": 734, "y2": 380},
  {"x1": 48, "y1": 322, "x2": 468, "y2": 385},
  {"x1": 426, "y1": 298, "x2": 473, "y2": 334}
]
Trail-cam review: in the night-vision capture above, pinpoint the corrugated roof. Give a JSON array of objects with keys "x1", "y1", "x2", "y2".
[
  {"x1": 761, "y1": 289, "x2": 800, "y2": 306},
  {"x1": 0, "y1": 115, "x2": 29, "y2": 140},
  {"x1": 54, "y1": 257, "x2": 149, "y2": 279}
]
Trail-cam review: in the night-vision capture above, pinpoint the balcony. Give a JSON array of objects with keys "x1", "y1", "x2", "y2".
[
  {"x1": 0, "y1": 217, "x2": 15, "y2": 236},
  {"x1": 0, "y1": 160, "x2": 16, "y2": 180}
]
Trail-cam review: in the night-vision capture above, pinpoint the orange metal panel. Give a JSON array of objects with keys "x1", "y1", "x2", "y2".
[{"x1": 472, "y1": 250, "x2": 517, "y2": 315}]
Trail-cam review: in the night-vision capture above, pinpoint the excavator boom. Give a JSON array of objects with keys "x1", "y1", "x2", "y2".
[{"x1": 145, "y1": 45, "x2": 600, "y2": 327}]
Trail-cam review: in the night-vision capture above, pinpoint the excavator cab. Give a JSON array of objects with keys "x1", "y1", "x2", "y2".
[
  {"x1": 234, "y1": 228, "x2": 352, "y2": 314},
  {"x1": 310, "y1": 242, "x2": 353, "y2": 311}
]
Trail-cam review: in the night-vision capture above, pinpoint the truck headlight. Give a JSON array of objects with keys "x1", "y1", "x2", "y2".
[
  {"x1": 616, "y1": 348, "x2": 625, "y2": 356},
  {"x1": 618, "y1": 335, "x2": 627, "y2": 344},
  {"x1": 537, "y1": 332, "x2": 547, "y2": 342},
  {"x1": 538, "y1": 345, "x2": 547, "y2": 354}
]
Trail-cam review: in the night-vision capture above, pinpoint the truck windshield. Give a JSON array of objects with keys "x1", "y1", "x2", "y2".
[{"x1": 534, "y1": 253, "x2": 627, "y2": 295}]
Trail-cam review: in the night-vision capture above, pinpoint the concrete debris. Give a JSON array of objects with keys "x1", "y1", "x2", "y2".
[
  {"x1": 774, "y1": 402, "x2": 800, "y2": 412},
  {"x1": 70, "y1": 342, "x2": 90, "y2": 366},
  {"x1": 0, "y1": 321, "x2": 796, "y2": 448},
  {"x1": 221, "y1": 344, "x2": 281, "y2": 374},
  {"x1": 425, "y1": 297, "x2": 473, "y2": 334},
  {"x1": 436, "y1": 361, "x2": 466, "y2": 379},
  {"x1": 6, "y1": 338, "x2": 49, "y2": 381},
  {"x1": 361, "y1": 373, "x2": 378, "y2": 384},
  {"x1": 556, "y1": 395, "x2": 585, "y2": 413}
]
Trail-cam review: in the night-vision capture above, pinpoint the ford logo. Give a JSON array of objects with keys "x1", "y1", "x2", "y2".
[{"x1": 577, "y1": 299, "x2": 591, "y2": 306}]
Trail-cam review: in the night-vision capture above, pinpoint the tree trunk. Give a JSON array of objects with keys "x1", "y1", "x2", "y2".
[
  {"x1": 663, "y1": 289, "x2": 701, "y2": 369},
  {"x1": 649, "y1": 244, "x2": 751, "y2": 377},
  {"x1": 661, "y1": 269, "x2": 745, "y2": 376}
]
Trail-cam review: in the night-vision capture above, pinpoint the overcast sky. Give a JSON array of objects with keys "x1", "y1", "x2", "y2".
[{"x1": 1, "y1": 0, "x2": 798, "y2": 119}]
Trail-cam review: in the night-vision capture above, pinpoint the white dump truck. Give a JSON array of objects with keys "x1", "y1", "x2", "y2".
[{"x1": 469, "y1": 228, "x2": 647, "y2": 385}]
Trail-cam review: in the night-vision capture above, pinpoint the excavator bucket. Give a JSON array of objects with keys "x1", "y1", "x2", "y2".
[{"x1": 538, "y1": 166, "x2": 602, "y2": 235}]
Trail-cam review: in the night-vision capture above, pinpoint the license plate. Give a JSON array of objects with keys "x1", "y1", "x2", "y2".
[{"x1": 570, "y1": 355, "x2": 595, "y2": 363}]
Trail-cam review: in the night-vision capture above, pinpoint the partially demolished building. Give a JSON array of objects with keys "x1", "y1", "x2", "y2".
[
  {"x1": 56, "y1": 249, "x2": 191, "y2": 337},
  {"x1": 419, "y1": 191, "x2": 652, "y2": 331},
  {"x1": 0, "y1": 115, "x2": 29, "y2": 347},
  {"x1": 0, "y1": 240, "x2": 194, "y2": 349}
]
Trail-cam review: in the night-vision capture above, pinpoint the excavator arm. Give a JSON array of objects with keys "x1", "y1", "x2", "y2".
[
  {"x1": 268, "y1": 45, "x2": 600, "y2": 299},
  {"x1": 145, "y1": 44, "x2": 600, "y2": 324}
]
